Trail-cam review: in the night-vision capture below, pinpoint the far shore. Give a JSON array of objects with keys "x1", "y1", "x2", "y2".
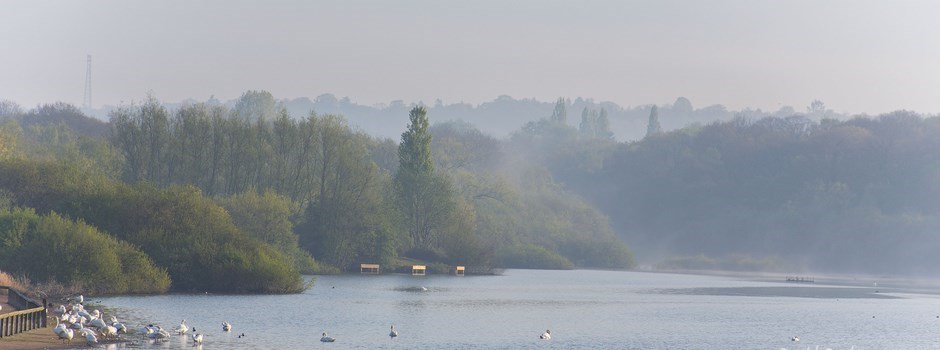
[{"x1": 639, "y1": 267, "x2": 940, "y2": 295}]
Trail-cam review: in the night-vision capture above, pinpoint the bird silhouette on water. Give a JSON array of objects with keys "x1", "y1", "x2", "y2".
[{"x1": 321, "y1": 332, "x2": 336, "y2": 342}]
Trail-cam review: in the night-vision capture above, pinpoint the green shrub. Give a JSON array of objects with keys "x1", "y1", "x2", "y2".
[
  {"x1": 0, "y1": 208, "x2": 170, "y2": 294},
  {"x1": 216, "y1": 190, "x2": 320, "y2": 274},
  {"x1": 0, "y1": 160, "x2": 305, "y2": 293}
]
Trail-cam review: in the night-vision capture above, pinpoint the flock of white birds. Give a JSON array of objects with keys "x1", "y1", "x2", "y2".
[
  {"x1": 47, "y1": 294, "x2": 554, "y2": 346},
  {"x1": 51, "y1": 295, "x2": 124, "y2": 345},
  {"x1": 49, "y1": 294, "x2": 205, "y2": 346}
]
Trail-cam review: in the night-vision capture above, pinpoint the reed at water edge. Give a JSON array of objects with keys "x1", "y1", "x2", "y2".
[{"x1": 0, "y1": 270, "x2": 30, "y2": 292}]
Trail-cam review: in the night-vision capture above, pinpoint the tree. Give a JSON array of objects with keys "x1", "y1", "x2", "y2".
[
  {"x1": 579, "y1": 107, "x2": 597, "y2": 138},
  {"x1": 673, "y1": 97, "x2": 693, "y2": 114},
  {"x1": 398, "y1": 106, "x2": 434, "y2": 177},
  {"x1": 110, "y1": 97, "x2": 171, "y2": 184},
  {"x1": 578, "y1": 107, "x2": 613, "y2": 140},
  {"x1": 293, "y1": 115, "x2": 396, "y2": 270},
  {"x1": 217, "y1": 190, "x2": 318, "y2": 273},
  {"x1": 596, "y1": 108, "x2": 613, "y2": 139},
  {"x1": 646, "y1": 105, "x2": 662, "y2": 137},
  {"x1": 0, "y1": 119, "x2": 17, "y2": 160},
  {"x1": 0, "y1": 100, "x2": 22, "y2": 119},
  {"x1": 395, "y1": 106, "x2": 455, "y2": 251},
  {"x1": 0, "y1": 104, "x2": 20, "y2": 160},
  {"x1": 807, "y1": 99, "x2": 826, "y2": 113},
  {"x1": 234, "y1": 90, "x2": 278, "y2": 122},
  {"x1": 140, "y1": 96, "x2": 171, "y2": 186},
  {"x1": 550, "y1": 97, "x2": 567, "y2": 124}
]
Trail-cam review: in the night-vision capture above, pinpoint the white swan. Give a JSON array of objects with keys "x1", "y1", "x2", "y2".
[
  {"x1": 58, "y1": 328, "x2": 74, "y2": 344},
  {"x1": 77, "y1": 308, "x2": 93, "y2": 320},
  {"x1": 192, "y1": 333, "x2": 204, "y2": 344},
  {"x1": 83, "y1": 329, "x2": 98, "y2": 344},
  {"x1": 540, "y1": 329, "x2": 551, "y2": 339},
  {"x1": 112, "y1": 321, "x2": 127, "y2": 334},
  {"x1": 174, "y1": 319, "x2": 188, "y2": 335},
  {"x1": 70, "y1": 318, "x2": 85, "y2": 330},
  {"x1": 89, "y1": 316, "x2": 108, "y2": 329},
  {"x1": 100, "y1": 325, "x2": 118, "y2": 339},
  {"x1": 52, "y1": 318, "x2": 68, "y2": 337},
  {"x1": 222, "y1": 321, "x2": 232, "y2": 332},
  {"x1": 389, "y1": 325, "x2": 398, "y2": 337},
  {"x1": 148, "y1": 325, "x2": 170, "y2": 340},
  {"x1": 320, "y1": 332, "x2": 336, "y2": 342}
]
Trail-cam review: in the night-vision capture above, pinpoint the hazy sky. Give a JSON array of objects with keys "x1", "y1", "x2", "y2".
[{"x1": 2, "y1": 0, "x2": 939, "y2": 115}]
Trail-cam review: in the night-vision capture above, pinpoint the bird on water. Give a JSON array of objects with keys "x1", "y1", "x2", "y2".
[
  {"x1": 321, "y1": 332, "x2": 336, "y2": 342},
  {"x1": 174, "y1": 319, "x2": 188, "y2": 335}
]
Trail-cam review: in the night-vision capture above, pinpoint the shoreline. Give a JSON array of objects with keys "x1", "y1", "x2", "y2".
[
  {"x1": 639, "y1": 268, "x2": 940, "y2": 295},
  {"x1": 0, "y1": 293, "x2": 128, "y2": 350},
  {"x1": 0, "y1": 323, "x2": 90, "y2": 350},
  {"x1": 0, "y1": 319, "x2": 129, "y2": 350}
]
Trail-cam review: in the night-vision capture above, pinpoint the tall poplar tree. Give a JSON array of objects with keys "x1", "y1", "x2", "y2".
[
  {"x1": 646, "y1": 105, "x2": 662, "y2": 137},
  {"x1": 395, "y1": 106, "x2": 454, "y2": 250},
  {"x1": 550, "y1": 97, "x2": 567, "y2": 124},
  {"x1": 579, "y1": 107, "x2": 597, "y2": 137}
]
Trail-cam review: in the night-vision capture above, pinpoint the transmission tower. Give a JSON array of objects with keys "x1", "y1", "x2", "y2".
[{"x1": 83, "y1": 55, "x2": 92, "y2": 109}]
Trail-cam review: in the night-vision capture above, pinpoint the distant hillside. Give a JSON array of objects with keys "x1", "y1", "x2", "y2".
[
  {"x1": 274, "y1": 94, "x2": 820, "y2": 141},
  {"x1": 541, "y1": 111, "x2": 940, "y2": 275},
  {"x1": 82, "y1": 94, "x2": 847, "y2": 141}
]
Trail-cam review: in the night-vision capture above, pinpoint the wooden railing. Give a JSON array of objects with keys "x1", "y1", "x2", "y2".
[{"x1": 0, "y1": 286, "x2": 46, "y2": 338}]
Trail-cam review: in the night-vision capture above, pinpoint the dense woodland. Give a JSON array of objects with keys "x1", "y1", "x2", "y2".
[
  {"x1": 538, "y1": 109, "x2": 940, "y2": 275},
  {"x1": 0, "y1": 92, "x2": 633, "y2": 294},
  {"x1": 1, "y1": 91, "x2": 938, "y2": 294}
]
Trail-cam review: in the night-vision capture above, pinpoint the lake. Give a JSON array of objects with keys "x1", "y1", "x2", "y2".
[{"x1": 93, "y1": 269, "x2": 940, "y2": 349}]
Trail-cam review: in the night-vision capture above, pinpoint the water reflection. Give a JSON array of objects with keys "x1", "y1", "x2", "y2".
[
  {"x1": 651, "y1": 286, "x2": 901, "y2": 299},
  {"x1": 95, "y1": 270, "x2": 940, "y2": 349}
]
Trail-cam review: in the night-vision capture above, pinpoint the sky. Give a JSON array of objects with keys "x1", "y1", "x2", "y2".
[{"x1": 1, "y1": 0, "x2": 939, "y2": 115}]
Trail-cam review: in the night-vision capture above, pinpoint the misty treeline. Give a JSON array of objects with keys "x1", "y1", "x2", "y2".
[
  {"x1": 83, "y1": 94, "x2": 840, "y2": 142},
  {"x1": 542, "y1": 110, "x2": 940, "y2": 275},
  {"x1": 0, "y1": 92, "x2": 633, "y2": 293},
  {"x1": 4, "y1": 89, "x2": 934, "y2": 290}
]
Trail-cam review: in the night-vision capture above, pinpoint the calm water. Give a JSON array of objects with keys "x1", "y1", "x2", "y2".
[{"x1": 91, "y1": 269, "x2": 940, "y2": 349}]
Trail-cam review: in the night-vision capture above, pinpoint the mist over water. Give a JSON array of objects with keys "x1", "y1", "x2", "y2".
[{"x1": 95, "y1": 270, "x2": 940, "y2": 349}]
